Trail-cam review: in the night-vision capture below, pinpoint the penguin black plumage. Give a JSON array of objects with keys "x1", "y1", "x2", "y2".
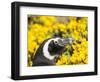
[{"x1": 32, "y1": 37, "x2": 74, "y2": 66}]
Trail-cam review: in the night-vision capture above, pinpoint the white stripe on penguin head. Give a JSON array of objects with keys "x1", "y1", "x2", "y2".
[{"x1": 43, "y1": 38, "x2": 59, "y2": 60}]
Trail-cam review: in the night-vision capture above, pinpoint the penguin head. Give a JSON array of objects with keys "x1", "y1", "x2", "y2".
[{"x1": 48, "y1": 37, "x2": 74, "y2": 56}]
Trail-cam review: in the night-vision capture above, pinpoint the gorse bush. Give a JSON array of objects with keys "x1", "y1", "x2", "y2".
[{"x1": 28, "y1": 16, "x2": 88, "y2": 66}]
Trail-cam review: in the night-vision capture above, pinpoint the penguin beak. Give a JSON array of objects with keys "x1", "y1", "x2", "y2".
[{"x1": 62, "y1": 38, "x2": 74, "y2": 45}]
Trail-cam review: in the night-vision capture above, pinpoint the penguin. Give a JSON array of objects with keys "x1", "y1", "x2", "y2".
[{"x1": 32, "y1": 37, "x2": 74, "y2": 66}]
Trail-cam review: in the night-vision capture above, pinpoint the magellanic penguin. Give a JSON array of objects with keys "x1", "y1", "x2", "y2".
[{"x1": 32, "y1": 37, "x2": 74, "y2": 66}]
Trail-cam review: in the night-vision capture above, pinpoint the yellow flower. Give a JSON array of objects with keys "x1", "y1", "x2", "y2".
[{"x1": 56, "y1": 60, "x2": 63, "y2": 65}]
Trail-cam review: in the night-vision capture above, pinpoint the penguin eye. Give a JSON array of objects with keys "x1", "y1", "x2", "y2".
[{"x1": 54, "y1": 41, "x2": 58, "y2": 44}]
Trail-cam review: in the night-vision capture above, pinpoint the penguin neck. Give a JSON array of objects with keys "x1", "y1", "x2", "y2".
[{"x1": 43, "y1": 39, "x2": 58, "y2": 60}]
